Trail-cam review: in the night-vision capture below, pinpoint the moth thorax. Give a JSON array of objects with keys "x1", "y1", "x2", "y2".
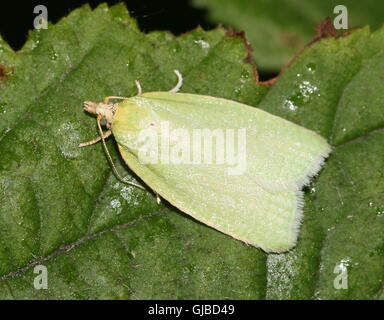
[
  {"x1": 83, "y1": 101, "x2": 118, "y2": 128},
  {"x1": 96, "y1": 103, "x2": 117, "y2": 124}
]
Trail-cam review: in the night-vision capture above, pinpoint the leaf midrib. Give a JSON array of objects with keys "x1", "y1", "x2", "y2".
[{"x1": 0, "y1": 208, "x2": 167, "y2": 281}]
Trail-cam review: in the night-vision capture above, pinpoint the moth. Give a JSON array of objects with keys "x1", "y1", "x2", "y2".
[{"x1": 80, "y1": 70, "x2": 331, "y2": 252}]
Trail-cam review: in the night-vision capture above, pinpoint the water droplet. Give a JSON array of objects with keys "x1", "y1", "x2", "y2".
[
  {"x1": 0, "y1": 102, "x2": 8, "y2": 114},
  {"x1": 110, "y1": 199, "x2": 121, "y2": 209},
  {"x1": 282, "y1": 80, "x2": 319, "y2": 112},
  {"x1": 194, "y1": 39, "x2": 210, "y2": 49},
  {"x1": 240, "y1": 70, "x2": 250, "y2": 82},
  {"x1": 299, "y1": 81, "x2": 318, "y2": 100},
  {"x1": 283, "y1": 99, "x2": 298, "y2": 111},
  {"x1": 234, "y1": 87, "x2": 242, "y2": 98},
  {"x1": 306, "y1": 63, "x2": 316, "y2": 73},
  {"x1": 30, "y1": 30, "x2": 42, "y2": 50},
  {"x1": 49, "y1": 47, "x2": 58, "y2": 61}
]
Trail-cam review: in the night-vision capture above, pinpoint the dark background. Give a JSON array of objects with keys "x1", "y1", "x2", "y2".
[
  {"x1": 0, "y1": 0, "x2": 214, "y2": 51},
  {"x1": 0, "y1": 0, "x2": 278, "y2": 79}
]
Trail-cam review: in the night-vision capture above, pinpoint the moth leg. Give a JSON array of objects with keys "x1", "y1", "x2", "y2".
[
  {"x1": 135, "y1": 80, "x2": 142, "y2": 95},
  {"x1": 168, "y1": 70, "x2": 183, "y2": 93},
  {"x1": 103, "y1": 96, "x2": 129, "y2": 104},
  {"x1": 79, "y1": 130, "x2": 112, "y2": 147},
  {"x1": 96, "y1": 115, "x2": 145, "y2": 190}
]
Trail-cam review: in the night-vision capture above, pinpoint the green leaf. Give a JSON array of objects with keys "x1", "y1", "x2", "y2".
[
  {"x1": 0, "y1": 4, "x2": 383, "y2": 299},
  {"x1": 192, "y1": 0, "x2": 384, "y2": 71}
]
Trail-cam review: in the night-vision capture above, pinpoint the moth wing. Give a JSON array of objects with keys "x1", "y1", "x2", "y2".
[
  {"x1": 129, "y1": 92, "x2": 331, "y2": 192},
  {"x1": 118, "y1": 144, "x2": 302, "y2": 252},
  {"x1": 112, "y1": 92, "x2": 330, "y2": 251}
]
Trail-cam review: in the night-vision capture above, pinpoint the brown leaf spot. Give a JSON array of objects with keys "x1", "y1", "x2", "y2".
[
  {"x1": 0, "y1": 65, "x2": 13, "y2": 82},
  {"x1": 307, "y1": 18, "x2": 338, "y2": 47}
]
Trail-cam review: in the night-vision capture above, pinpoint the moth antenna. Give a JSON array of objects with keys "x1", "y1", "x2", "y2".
[
  {"x1": 169, "y1": 70, "x2": 183, "y2": 93},
  {"x1": 78, "y1": 130, "x2": 112, "y2": 147},
  {"x1": 103, "y1": 96, "x2": 129, "y2": 104},
  {"x1": 135, "y1": 80, "x2": 143, "y2": 95},
  {"x1": 96, "y1": 116, "x2": 145, "y2": 190}
]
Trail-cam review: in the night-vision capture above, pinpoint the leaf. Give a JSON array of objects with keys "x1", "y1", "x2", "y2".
[
  {"x1": 192, "y1": 0, "x2": 384, "y2": 71},
  {"x1": 0, "y1": 4, "x2": 383, "y2": 299}
]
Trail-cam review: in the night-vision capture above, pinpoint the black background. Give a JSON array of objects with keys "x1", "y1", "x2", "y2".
[
  {"x1": 0, "y1": 0, "x2": 214, "y2": 51},
  {"x1": 0, "y1": 0, "x2": 280, "y2": 79}
]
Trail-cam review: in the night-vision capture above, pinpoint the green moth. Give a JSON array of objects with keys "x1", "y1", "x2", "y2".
[{"x1": 80, "y1": 70, "x2": 331, "y2": 252}]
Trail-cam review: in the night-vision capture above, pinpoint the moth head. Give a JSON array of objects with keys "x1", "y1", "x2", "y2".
[{"x1": 83, "y1": 101, "x2": 117, "y2": 128}]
